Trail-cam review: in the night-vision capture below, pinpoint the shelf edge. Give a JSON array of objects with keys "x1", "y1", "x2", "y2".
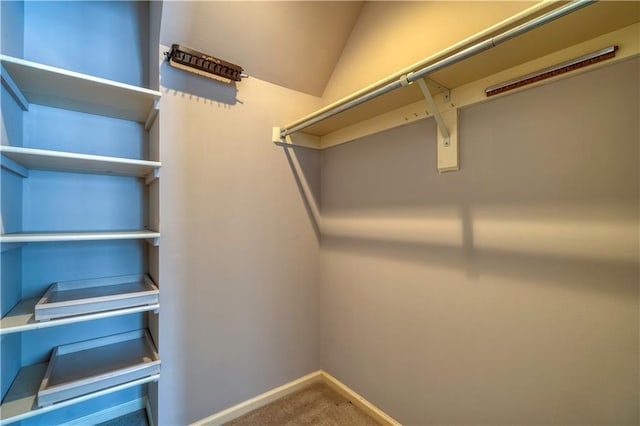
[
  {"x1": 0, "y1": 54, "x2": 162, "y2": 99},
  {"x1": 0, "y1": 371, "x2": 160, "y2": 425},
  {"x1": 0, "y1": 231, "x2": 161, "y2": 244},
  {"x1": 0, "y1": 303, "x2": 160, "y2": 335}
]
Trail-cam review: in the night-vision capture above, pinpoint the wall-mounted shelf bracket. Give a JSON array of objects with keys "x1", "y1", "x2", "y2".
[
  {"x1": 145, "y1": 168, "x2": 160, "y2": 185},
  {"x1": 416, "y1": 77, "x2": 450, "y2": 146},
  {"x1": 272, "y1": 127, "x2": 321, "y2": 149},
  {"x1": 423, "y1": 78, "x2": 451, "y2": 103},
  {"x1": 1, "y1": 65, "x2": 29, "y2": 111},
  {"x1": 144, "y1": 100, "x2": 160, "y2": 131},
  {"x1": 1, "y1": 155, "x2": 29, "y2": 178},
  {"x1": 146, "y1": 236, "x2": 159, "y2": 246},
  {"x1": 1, "y1": 243, "x2": 26, "y2": 253},
  {"x1": 415, "y1": 77, "x2": 459, "y2": 172}
]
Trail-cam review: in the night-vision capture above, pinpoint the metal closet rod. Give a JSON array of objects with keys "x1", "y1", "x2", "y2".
[{"x1": 280, "y1": 0, "x2": 594, "y2": 138}]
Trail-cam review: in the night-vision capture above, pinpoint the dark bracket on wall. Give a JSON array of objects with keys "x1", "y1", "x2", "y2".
[
  {"x1": 165, "y1": 44, "x2": 247, "y2": 83},
  {"x1": 485, "y1": 45, "x2": 618, "y2": 97}
]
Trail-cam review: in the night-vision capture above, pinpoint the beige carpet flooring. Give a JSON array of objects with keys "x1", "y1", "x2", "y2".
[{"x1": 223, "y1": 382, "x2": 380, "y2": 425}]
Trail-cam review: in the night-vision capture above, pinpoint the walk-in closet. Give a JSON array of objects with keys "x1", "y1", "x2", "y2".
[{"x1": 1, "y1": 1, "x2": 638, "y2": 425}]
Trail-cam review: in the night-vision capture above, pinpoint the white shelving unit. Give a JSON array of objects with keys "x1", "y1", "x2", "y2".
[
  {"x1": 0, "y1": 33, "x2": 161, "y2": 423},
  {"x1": 0, "y1": 55, "x2": 161, "y2": 125},
  {"x1": 0, "y1": 146, "x2": 161, "y2": 178},
  {"x1": 1, "y1": 363, "x2": 159, "y2": 424}
]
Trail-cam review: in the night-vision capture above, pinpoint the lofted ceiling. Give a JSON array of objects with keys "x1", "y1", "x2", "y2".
[{"x1": 160, "y1": 1, "x2": 364, "y2": 97}]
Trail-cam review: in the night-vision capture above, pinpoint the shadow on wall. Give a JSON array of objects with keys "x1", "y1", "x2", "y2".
[
  {"x1": 160, "y1": 58, "x2": 240, "y2": 106},
  {"x1": 282, "y1": 58, "x2": 640, "y2": 289},
  {"x1": 283, "y1": 147, "x2": 322, "y2": 242}
]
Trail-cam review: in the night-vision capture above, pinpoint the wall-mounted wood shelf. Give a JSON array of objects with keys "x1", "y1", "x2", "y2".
[
  {"x1": 0, "y1": 146, "x2": 160, "y2": 178},
  {"x1": 0, "y1": 55, "x2": 161, "y2": 124},
  {"x1": 279, "y1": 1, "x2": 640, "y2": 150}
]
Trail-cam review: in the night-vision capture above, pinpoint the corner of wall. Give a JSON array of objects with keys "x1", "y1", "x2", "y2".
[{"x1": 1, "y1": 0, "x2": 24, "y2": 57}]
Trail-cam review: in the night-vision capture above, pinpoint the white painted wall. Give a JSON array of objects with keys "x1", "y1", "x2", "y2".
[
  {"x1": 159, "y1": 1, "x2": 363, "y2": 96},
  {"x1": 319, "y1": 59, "x2": 639, "y2": 424},
  {"x1": 157, "y1": 50, "x2": 322, "y2": 424},
  {"x1": 155, "y1": 3, "x2": 638, "y2": 425}
]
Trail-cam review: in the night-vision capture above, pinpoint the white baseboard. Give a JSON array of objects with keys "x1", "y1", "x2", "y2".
[
  {"x1": 192, "y1": 370, "x2": 401, "y2": 426},
  {"x1": 63, "y1": 397, "x2": 147, "y2": 426},
  {"x1": 192, "y1": 371, "x2": 323, "y2": 426},
  {"x1": 320, "y1": 371, "x2": 400, "y2": 426}
]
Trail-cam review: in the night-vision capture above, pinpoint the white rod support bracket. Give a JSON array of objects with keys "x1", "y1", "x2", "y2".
[
  {"x1": 423, "y1": 78, "x2": 451, "y2": 103},
  {"x1": 416, "y1": 78, "x2": 450, "y2": 146},
  {"x1": 415, "y1": 77, "x2": 458, "y2": 173},
  {"x1": 436, "y1": 108, "x2": 459, "y2": 173},
  {"x1": 273, "y1": 128, "x2": 322, "y2": 150}
]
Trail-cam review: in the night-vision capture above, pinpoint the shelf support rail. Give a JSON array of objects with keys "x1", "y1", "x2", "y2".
[{"x1": 276, "y1": 0, "x2": 594, "y2": 140}]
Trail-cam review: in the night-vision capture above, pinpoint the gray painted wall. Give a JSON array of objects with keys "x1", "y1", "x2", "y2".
[
  {"x1": 319, "y1": 59, "x2": 639, "y2": 425},
  {"x1": 157, "y1": 53, "x2": 322, "y2": 424}
]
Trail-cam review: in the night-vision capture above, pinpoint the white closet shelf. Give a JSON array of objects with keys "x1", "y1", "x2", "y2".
[
  {"x1": 0, "y1": 55, "x2": 161, "y2": 123},
  {"x1": 1, "y1": 274, "x2": 159, "y2": 334},
  {"x1": 0, "y1": 363, "x2": 159, "y2": 425},
  {"x1": 278, "y1": 1, "x2": 640, "y2": 147},
  {"x1": 37, "y1": 330, "x2": 161, "y2": 407},
  {"x1": 0, "y1": 146, "x2": 161, "y2": 178},
  {"x1": 0, "y1": 299, "x2": 159, "y2": 335},
  {"x1": 0, "y1": 230, "x2": 160, "y2": 244},
  {"x1": 35, "y1": 274, "x2": 159, "y2": 322}
]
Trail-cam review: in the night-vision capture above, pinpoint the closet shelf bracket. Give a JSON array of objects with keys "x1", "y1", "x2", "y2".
[
  {"x1": 415, "y1": 77, "x2": 459, "y2": 173},
  {"x1": 144, "y1": 100, "x2": 160, "y2": 131},
  {"x1": 1, "y1": 64, "x2": 29, "y2": 111},
  {"x1": 0, "y1": 243, "x2": 26, "y2": 253},
  {"x1": 423, "y1": 78, "x2": 450, "y2": 103},
  {"x1": 145, "y1": 168, "x2": 160, "y2": 185},
  {"x1": 146, "y1": 236, "x2": 160, "y2": 246},
  {"x1": 1, "y1": 155, "x2": 29, "y2": 178}
]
